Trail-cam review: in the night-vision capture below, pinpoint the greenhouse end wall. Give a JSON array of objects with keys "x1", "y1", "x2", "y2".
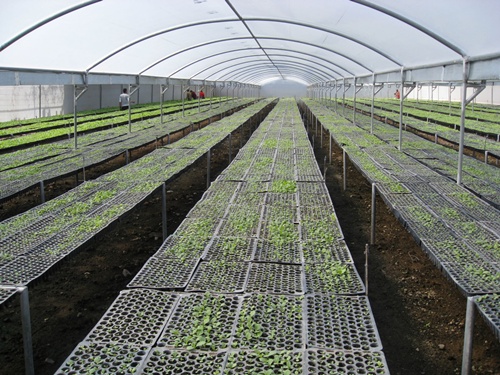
[{"x1": 1, "y1": 82, "x2": 500, "y2": 122}]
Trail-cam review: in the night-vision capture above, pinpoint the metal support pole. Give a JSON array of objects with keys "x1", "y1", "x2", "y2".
[
  {"x1": 82, "y1": 155, "x2": 86, "y2": 182},
  {"x1": 39, "y1": 181, "x2": 45, "y2": 204},
  {"x1": 320, "y1": 122, "x2": 323, "y2": 148},
  {"x1": 371, "y1": 183, "x2": 376, "y2": 245},
  {"x1": 73, "y1": 85, "x2": 88, "y2": 149},
  {"x1": 485, "y1": 151, "x2": 489, "y2": 164},
  {"x1": 160, "y1": 84, "x2": 169, "y2": 124},
  {"x1": 343, "y1": 148, "x2": 347, "y2": 191},
  {"x1": 461, "y1": 296, "x2": 475, "y2": 375},
  {"x1": 323, "y1": 156, "x2": 327, "y2": 180},
  {"x1": 162, "y1": 182, "x2": 167, "y2": 241},
  {"x1": 329, "y1": 134, "x2": 332, "y2": 164},
  {"x1": 458, "y1": 60, "x2": 468, "y2": 185},
  {"x1": 19, "y1": 287, "x2": 34, "y2": 375},
  {"x1": 125, "y1": 149, "x2": 130, "y2": 165},
  {"x1": 371, "y1": 74, "x2": 375, "y2": 134},
  {"x1": 365, "y1": 244, "x2": 369, "y2": 296},
  {"x1": 228, "y1": 133, "x2": 232, "y2": 163},
  {"x1": 207, "y1": 148, "x2": 211, "y2": 189},
  {"x1": 398, "y1": 68, "x2": 404, "y2": 151}
]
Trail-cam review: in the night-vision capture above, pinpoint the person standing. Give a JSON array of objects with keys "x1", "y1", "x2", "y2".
[
  {"x1": 394, "y1": 89, "x2": 400, "y2": 100},
  {"x1": 199, "y1": 89, "x2": 205, "y2": 99},
  {"x1": 119, "y1": 88, "x2": 130, "y2": 110}
]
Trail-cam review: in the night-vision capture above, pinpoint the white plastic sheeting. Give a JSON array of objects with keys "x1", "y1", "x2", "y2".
[{"x1": 1, "y1": 0, "x2": 499, "y2": 85}]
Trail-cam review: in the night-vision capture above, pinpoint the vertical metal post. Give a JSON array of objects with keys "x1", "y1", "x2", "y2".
[
  {"x1": 82, "y1": 155, "x2": 86, "y2": 182},
  {"x1": 128, "y1": 84, "x2": 132, "y2": 133},
  {"x1": 38, "y1": 85, "x2": 42, "y2": 119},
  {"x1": 228, "y1": 133, "x2": 232, "y2": 163},
  {"x1": 398, "y1": 68, "x2": 404, "y2": 151},
  {"x1": 457, "y1": 60, "x2": 468, "y2": 185},
  {"x1": 323, "y1": 156, "x2": 327, "y2": 180},
  {"x1": 125, "y1": 149, "x2": 129, "y2": 165},
  {"x1": 353, "y1": 77, "x2": 357, "y2": 124},
  {"x1": 329, "y1": 134, "x2": 332, "y2": 164},
  {"x1": 365, "y1": 244, "x2": 369, "y2": 296},
  {"x1": 73, "y1": 86, "x2": 78, "y2": 149},
  {"x1": 19, "y1": 286, "x2": 34, "y2": 375},
  {"x1": 371, "y1": 183, "x2": 376, "y2": 245},
  {"x1": 461, "y1": 296, "x2": 475, "y2": 375},
  {"x1": 207, "y1": 148, "x2": 211, "y2": 189},
  {"x1": 162, "y1": 182, "x2": 167, "y2": 241},
  {"x1": 39, "y1": 181, "x2": 45, "y2": 204},
  {"x1": 320, "y1": 122, "x2": 323, "y2": 148},
  {"x1": 485, "y1": 151, "x2": 489, "y2": 164},
  {"x1": 371, "y1": 74, "x2": 375, "y2": 134},
  {"x1": 343, "y1": 148, "x2": 347, "y2": 191}
]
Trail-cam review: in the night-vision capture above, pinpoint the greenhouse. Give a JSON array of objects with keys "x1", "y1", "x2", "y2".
[{"x1": 0, "y1": 1, "x2": 499, "y2": 374}]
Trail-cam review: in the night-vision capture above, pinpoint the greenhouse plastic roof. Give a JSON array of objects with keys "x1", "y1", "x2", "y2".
[{"x1": 1, "y1": 0, "x2": 500, "y2": 86}]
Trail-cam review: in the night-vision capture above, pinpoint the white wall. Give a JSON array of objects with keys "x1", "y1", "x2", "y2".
[
  {"x1": 260, "y1": 80, "x2": 307, "y2": 98},
  {"x1": 0, "y1": 85, "x2": 67, "y2": 122},
  {"x1": 0, "y1": 84, "x2": 183, "y2": 122},
  {"x1": 353, "y1": 82, "x2": 500, "y2": 105}
]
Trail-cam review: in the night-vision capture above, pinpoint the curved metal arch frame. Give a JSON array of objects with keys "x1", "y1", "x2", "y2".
[
  {"x1": 87, "y1": 17, "x2": 396, "y2": 76},
  {"x1": 0, "y1": 0, "x2": 102, "y2": 52},
  {"x1": 208, "y1": 63, "x2": 325, "y2": 82},
  {"x1": 229, "y1": 68, "x2": 316, "y2": 85},
  {"x1": 351, "y1": 0, "x2": 466, "y2": 58},
  {"x1": 195, "y1": 57, "x2": 340, "y2": 79},
  {"x1": 139, "y1": 35, "x2": 373, "y2": 83},
  {"x1": 158, "y1": 47, "x2": 351, "y2": 83},
  {"x1": 187, "y1": 52, "x2": 344, "y2": 82},
  {"x1": 220, "y1": 63, "x2": 326, "y2": 84}
]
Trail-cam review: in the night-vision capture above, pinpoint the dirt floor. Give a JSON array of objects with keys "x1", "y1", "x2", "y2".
[{"x1": 0, "y1": 106, "x2": 499, "y2": 375}]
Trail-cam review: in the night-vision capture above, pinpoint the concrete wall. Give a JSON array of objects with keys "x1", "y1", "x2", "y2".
[
  {"x1": 0, "y1": 84, "x2": 183, "y2": 122},
  {"x1": 0, "y1": 85, "x2": 67, "y2": 122},
  {"x1": 351, "y1": 82, "x2": 500, "y2": 105},
  {"x1": 1, "y1": 81, "x2": 499, "y2": 122}
]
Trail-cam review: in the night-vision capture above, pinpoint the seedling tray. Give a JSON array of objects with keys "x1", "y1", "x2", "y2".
[
  {"x1": 302, "y1": 239, "x2": 353, "y2": 264},
  {"x1": 224, "y1": 349, "x2": 304, "y2": 374},
  {"x1": 139, "y1": 349, "x2": 226, "y2": 375},
  {"x1": 246, "y1": 263, "x2": 304, "y2": 295},
  {"x1": 186, "y1": 260, "x2": 250, "y2": 293},
  {"x1": 474, "y1": 294, "x2": 500, "y2": 341},
  {"x1": 216, "y1": 206, "x2": 262, "y2": 238},
  {"x1": 127, "y1": 257, "x2": 199, "y2": 290},
  {"x1": 55, "y1": 341, "x2": 149, "y2": 375},
  {"x1": 296, "y1": 182, "x2": 329, "y2": 195},
  {"x1": 305, "y1": 349, "x2": 390, "y2": 374},
  {"x1": 0, "y1": 288, "x2": 16, "y2": 305},
  {"x1": 304, "y1": 262, "x2": 365, "y2": 295},
  {"x1": 297, "y1": 193, "x2": 333, "y2": 208},
  {"x1": 84, "y1": 289, "x2": 179, "y2": 346},
  {"x1": 153, "y1": 234, "x2": 211, "y2": 260},
  {"x1": 305, "y1": 295, "x2": 382, "y2": 351},
  {"x1": 253, "y1": 239, "x2": 303, "y2": 264},
  {"x1": 158, "y1": 293, "x2": 240, "y2": 351},
  {"x1": 441, "y1": 260, "x2": 500, "y2": 295},
  {"x1": 0, "y1": 253, "x2": 61, "y2": 286},
  {"x1": 203, "y1": 236, "x2": 255, "y2": 261},
  {"x1": 232, "y1": 294, "x2": 305, "y2": 350}
]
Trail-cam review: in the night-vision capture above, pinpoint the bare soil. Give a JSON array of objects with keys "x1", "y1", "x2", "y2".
[{"x1": 0, "y1": 107, "x2": 499, "y2": 375}]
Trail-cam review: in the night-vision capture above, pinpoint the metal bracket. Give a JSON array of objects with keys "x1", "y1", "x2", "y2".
[
  {"x1": 403, "y1": 82, "x2": 416, "y2": 100},
  {"x1": 465, "y1": 80, "x2": 486, "y2": 106}
]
